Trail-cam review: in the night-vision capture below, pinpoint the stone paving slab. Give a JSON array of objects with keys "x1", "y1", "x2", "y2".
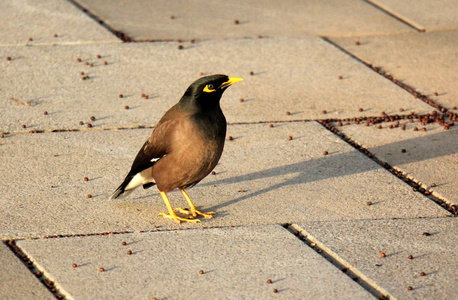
[
  {"x1": 0, "y1": 0, "x2": 120, "y2": 46},
  {"x1": 0, "y1": 242, "x2": 54, "y2": 300},
  {"x1": 0, "y1": 38, "x2": 435, "y2": 133},
  {"x1": 0, "y1": 122, "x2": 448, "y2": 239},
  {"x1": 295, "y1": 217, "x2": 458, "y2": 299},
  {"x1": 337, "y1": 122, "x2": 457, "y2": 205},
  {"x1": 74, "y1": 0, "x2": 413, "y2": 41},
  {"x1": 330, "y1": 31, "x2": 458, "y2": 110},
  {"x1": 16, "y1": 225, "x2": 373, "y2": 299},
  {"x1": 370, "y1": 0, "x2": 458, "y2": 31}
]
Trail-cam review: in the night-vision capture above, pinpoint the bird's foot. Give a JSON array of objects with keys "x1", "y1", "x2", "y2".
[
  {"x1": 159, "y1": 212, "x2": 201, "y2": 223},
  {"x1": 176, "y1": 207, "x2": 216, "y2": 219}
]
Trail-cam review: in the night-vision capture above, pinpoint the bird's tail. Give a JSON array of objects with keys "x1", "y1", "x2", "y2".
[
  {"x1": 109, "y1": 171, "x2": 155, "y2": 200},
  {"x1": 109, "y1": 176, "x2": 135, "y2": 200}
]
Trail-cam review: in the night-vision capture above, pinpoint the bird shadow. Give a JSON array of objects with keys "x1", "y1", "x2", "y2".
[{"x1": 200, "y1": 127, "x2": 457, "y2": 211}]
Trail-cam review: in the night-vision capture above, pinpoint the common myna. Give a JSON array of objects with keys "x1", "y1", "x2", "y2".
[{"x1": 110, "y1": 74, "x2": 243, "y2": 223}]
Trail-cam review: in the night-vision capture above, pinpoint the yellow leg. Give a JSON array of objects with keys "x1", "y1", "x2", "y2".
[
  {"x1": 176, "y1": 188, "x2": 216, "y2": 219},
  {"x1": 158, "y1": 191, "x2": 200, "y2": 223}
]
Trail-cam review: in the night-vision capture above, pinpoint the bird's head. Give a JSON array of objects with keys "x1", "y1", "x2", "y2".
[{"x1": 180, "y1": 74, "x2": 243, "y2": 111}]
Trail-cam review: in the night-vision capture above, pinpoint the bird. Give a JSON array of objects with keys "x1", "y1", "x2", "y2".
[{"x1": 110, "y1": 74, "x2": 243, "y2": 223}]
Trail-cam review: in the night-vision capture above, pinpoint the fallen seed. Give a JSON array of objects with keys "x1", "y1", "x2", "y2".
[
  {"x1": 79, "y1": 121, "x2": 84, "y2": 125},
  {"x1": 408, "y1": 255, "x2": 414, "y2": 259},
  {"x1": 119, "y1": 94, "x2": 123, "y2": 98},
  {"x1": 211, "y1": 171, "x2": 216, "y2": 175},
  {"x1": 288, "y1": 136, "x2": 293, "y2": 140},
  {"x1": 43, "y1": 111, "x2": 48, "y2": 115},
  {"x1": 228, "y1": 136, "x2": 233, "y2": 140},
  {"x1": 366, "y1": 201, "x2": 372, "y2": 206},
  {"x1": 420, "y1": 272, "x2": 426, "y2": 276},
  {"x1": 338, "y1": 75, "x2": 343, "y2": 80},
  {"x1": 322, "y1": 110, "x2": 327, "y2": 114},
  {"x1": 273, "y1": 289, "x2": 278, "y2": 293},
  {"x1": 124, "y1": 105, "x2": 130, "y2": 110},
  {"x1": 170, "y1": 15, "x2": 175, "y2": 19},
  {"x1": 72, "y1": 264, "x2": 77, "y2": 268},
  {"x1": 127, "y1": 250, "x2": 132, "y2": 255},
  {"x1": 286, "y1": 111, "x2": 291, "y2": 115},
  {"x1": 359, "y1": 108, "x2": 364, "y2": 112},
  {"x1": 267, "y1": 279, "x2": 273, "y2": 284},
  {"x1": 178, "y1": 45, "x2": 184, "y2": 50},
  {"x1": 234, "y1": 20, "x2": 240, "y2": 25},
  {"x1": 407, "y1": 286, "x2": 413, "y2": 291},
  {"x1": 90, "y1": 116, "x2": 96, "y2": 121},
  {"x1": 399, "y1": 108, "x2": 404, "y2": 112},
  {"x1": 401, "y1": 149, "x2": 406, "y2": 153},
  {"x1": 239, "y1": 98, "x2": 244, "y2": 102},
  {"x1": 431, "y1": 183, "x2": 436, "y2": 187},
  {"x1": 199, "y1": 270, "x2": 204, "y2": 274},
  {"x1": 323, "y1": 151, "x2": 329, "y2": 155},
  {"x1": 99, "y1": 268, "x2": 105, "y2": 272},
  {"x1": 87, "y1": 194, "x2": 92, "y2": 198},
  {"x1": 269, "y1": 124, "x2": 274, "y2": 128},
  {"x1": 28, "y1": 37, "x2": 33, "y2": 41},
  {"x1": 104, "y1": 61, "x2": 108, "y2": 65},
  {"x1": 97, "y1": 55, "x2": 101, "y2": 59},
  {"x1": 6, "y1": 56, "x2": 11, "y2": 61},
  {"x1": 381, "y1": 252, "x2": 386, "y2": 258},
  {"x1": 84, "y1": 177, "x2": 89, "y2": 181},
  {"x1": 422, "y1": 232, "x2": 431, "y2": 236},
  {"x1": 249, "y1": 71, "x2": 254, "y2": 75},
  {"x1": 122, "y1": 241, "x2": 127, "y2": 246},
  {"x1": 22, "y1": 124, "x2": 27, "y2": 128},
  {"x1": 355, "y1": 41, "x2": 361, "y2": 45}
]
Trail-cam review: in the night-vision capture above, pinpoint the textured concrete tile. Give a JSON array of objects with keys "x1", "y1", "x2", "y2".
[
  {"x1": 0, "y1": 242, "x2": 54, "y2": 300},
  {"x1": 337, "y1": 122, "x2": 457, "y2": 205},
  {"x1": 371, "y1": 0, "x2": 458, "y2": 31},
  {"x1": 330, "y1": 31, "x2": 458, "y2": 110},
  {"x1": 17, "y1": 225, "x2": 372, "y2": 299},
  {"x1": 0, "y1": 122, "x2": 448, "y2": 239},
  {"x1": 0, "y1": 38, "x2": 434, "y2": 133},
  {"x1": 74, "y1": 0, "x2": 413, "y2": 40},
  {"x1": 0, "y1": 0, "x2": 120, "y2": 46},
  {"x1": 296, "y1": 217, "x2": 458, "y2": 299}
]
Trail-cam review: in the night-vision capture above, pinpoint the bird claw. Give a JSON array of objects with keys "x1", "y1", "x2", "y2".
[
  {"x1": 158, "y1": 212, "x2": 201, "y2": 223},
  {"x1": 176, "y1": 207, "x2": 216, "y2": 219}
]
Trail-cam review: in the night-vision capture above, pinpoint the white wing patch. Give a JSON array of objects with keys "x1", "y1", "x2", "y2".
[{"x1": 126, "y1": 172, "x2": 153, "y2": 190}]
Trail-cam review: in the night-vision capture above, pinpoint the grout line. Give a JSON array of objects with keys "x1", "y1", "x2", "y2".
[
  {"x1": 321, "y1": 37, "x2": 455, "y2": 116},
  {"x1": 317, "y1": 121, "x2": 457, "y2": 216},
  {"x1": 66, "y1": 0, "x2": 130, "y2": 42},
  {"x1": 363, "y1": 0, "x2": 425, "y2": 32},
  {"x1": 283, "y1": 224, "x2": 395, "y2": 300},
  {"x1": 4, "y1": 240, "x2": 70, "y2": 299},
  {"x1": 3, "y1": 111, "x2": 456, "y2": 136}
]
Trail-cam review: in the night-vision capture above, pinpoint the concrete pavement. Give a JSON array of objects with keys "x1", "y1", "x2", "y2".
[{"x1": 1, "y1": 0, "x2": 456, "y2": 299}]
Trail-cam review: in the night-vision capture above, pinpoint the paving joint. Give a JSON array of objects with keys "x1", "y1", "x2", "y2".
[
  {"x1": 318, "y1": 120, "x2": 457, "y2": 215},
  {"x1": 4, "y1": 240, "x2": 66, "y2": 299},
  {"x1": 363, "y1": 0, "x2": 424, "y2": 32},
  {"x1": 284, "y1": 223, "x2": 394, "y2": 300},
  {"x1": 322, "y1": 36, "x2": 455, "y2": 115},
  {"x1": 66, "y1": 0, "x2": 128, "y2": 42}
]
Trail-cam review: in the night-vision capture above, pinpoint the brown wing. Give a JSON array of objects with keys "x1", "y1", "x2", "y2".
[{"x1": 127, "y1": 104, "x2": 183, "y2": 177}]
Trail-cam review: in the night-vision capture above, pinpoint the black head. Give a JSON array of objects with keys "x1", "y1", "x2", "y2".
[{"x1": 179, "y1": 74, "x2": 243, "y2": 111}]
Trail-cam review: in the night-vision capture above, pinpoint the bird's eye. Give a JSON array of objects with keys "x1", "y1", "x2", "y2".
[{"x1": 203, "y1": 84, "x2": 216, "y2": 93}]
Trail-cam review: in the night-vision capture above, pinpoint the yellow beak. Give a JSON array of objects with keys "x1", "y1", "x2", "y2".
[{"x1": 221, "y1": 77, "x2": 243, "y2": 88}]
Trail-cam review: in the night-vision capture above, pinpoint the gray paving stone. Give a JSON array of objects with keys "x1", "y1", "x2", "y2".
[
  {"x1": 330, "y1": 31, "x2": 458, "y2": 111},
  {"x1": 0, "y1": 38, "x2": 434, "y2": 133},
  {"x1": 371, "y1": 0, "x2": 458, "y2": 31},
  {"x1": 0, "y1": 0, "x2": 120, "y2": 46},
  {"x1": 0, "y1": 122, "x2": 448, "y2": 239},
  {"x1": 295, "y1": 217, "x2": 458, "y2": 299},
  {"x1": 16, "y1": 225, "x2": 373, "y2": 299},
  {"x1": 0, "y1": 242, "x2": 54, "y2": 300},
  {"x1": 74, "y1": 0, "x2": 413, "y2": 41},
  {"x1": 337, "y1": 122, "x2": 457, "y2": 205}
]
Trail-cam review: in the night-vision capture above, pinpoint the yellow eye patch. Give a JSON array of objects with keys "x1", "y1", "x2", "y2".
[{"x1": 203, "y1": 84, "x2": 216, "y2": 93}]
